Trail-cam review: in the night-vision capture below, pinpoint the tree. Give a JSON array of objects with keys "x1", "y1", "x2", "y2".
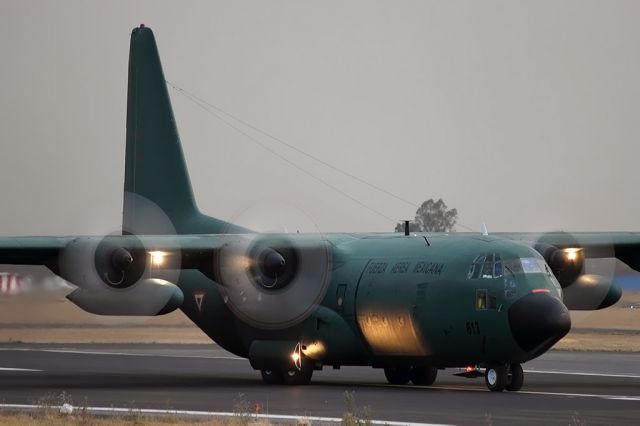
[{"x1": 395, "y1": 198, "x2": 458, "y2": 233}]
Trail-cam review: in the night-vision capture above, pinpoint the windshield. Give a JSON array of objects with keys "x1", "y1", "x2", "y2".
[
  {"x1": 468, "y1": 255, "x2": 551, "y2": 279},
  {"x1": 503, "y1": 257, "x2": 548, "y2": 275}
]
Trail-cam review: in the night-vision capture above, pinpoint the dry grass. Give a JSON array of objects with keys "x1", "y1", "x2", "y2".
[
  {"x1": 555, "y1": 329, "x2": 640, "y2": 352},
  {"x1": 0, "y1": 392, "x2": 274, "y2": 425},
  {"x1": 0, "y1": 295, "x2": 210, "y2": 343},
  {"x1": 0, "y1": 326, "x2": 210, "y2": 344},
  {"x1": 0, "y1": 412, "x2": 268, "y2": 425}
]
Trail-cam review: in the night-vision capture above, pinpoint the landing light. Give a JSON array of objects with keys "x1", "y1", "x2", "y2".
[
  {"x1": 149, "y1": 251, "x2": 167, "y2": 267},
  {"x1": 564, "y1": 248, "x2": 580, "y2": 262},
  {"x1": 291, "y1": 342, "x2": 302, "y2": 370}
]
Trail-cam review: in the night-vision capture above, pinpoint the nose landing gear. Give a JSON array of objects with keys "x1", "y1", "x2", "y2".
[
  {"x1": 485, "y1": 363, "x2": 524, "y2": 392},
  {"x1": 506, "y1": 363, "x2": 524, "y2": 391}
]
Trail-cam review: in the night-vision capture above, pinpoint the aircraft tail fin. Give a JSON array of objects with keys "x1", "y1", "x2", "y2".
[{"x1": 123, "y1": 25, "x2": 245, "y2": 235}]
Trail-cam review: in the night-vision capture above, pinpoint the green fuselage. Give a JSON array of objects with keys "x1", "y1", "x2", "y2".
[{"x1": 176, "y1": 232, "x2": 566, "y2": 370}]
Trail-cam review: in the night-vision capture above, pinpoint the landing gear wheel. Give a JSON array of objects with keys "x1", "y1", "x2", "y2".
[
  {"x1": 410, "y1": 366, "x2": 438, "y2": 386},
  {"x1": 485, "y1": 364, "x2": 507, "y2": 392},
  {"x1": 283, "y1": 364, "x2": 313, "y2": 385},
  {"x1": 384, "y1": 366, "x2": 411, "y2": 385},
  {"x1": 261, "y1": 369, "x2": 284, "y2": 385},
  {"x1": 506, "y1": 363, "x2": 524, "y2": 391}
]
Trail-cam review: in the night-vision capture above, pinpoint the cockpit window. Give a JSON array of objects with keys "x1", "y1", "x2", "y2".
[
  {"x1": 468, "y1": 253, "x2": 502, "y2": 279},
  {"x1": 503, "y1": 257, "x2": 547, "y2": 275},
  {"x1": 494, "y1": 261, "x2": 503, "y2": 278},
  {"x1": 521, "y1": 258, "x2": 542, "y2": 273}
]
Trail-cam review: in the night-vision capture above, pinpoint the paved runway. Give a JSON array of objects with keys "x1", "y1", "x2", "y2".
[{"x1": 0, "y1": 344, "x2": 638, "y2": 425}]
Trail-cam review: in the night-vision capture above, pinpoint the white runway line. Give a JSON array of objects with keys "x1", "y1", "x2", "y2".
[
  {"x1": 516, "y1": 390, "x2": 640, "y2": 401},
  {"x1": 0, "y1": 403, "x2": 453, "y2": 426},
  {"x1": 0, "y1": 367, "x2": 42, "y2": 372},
  {"x1": 524, "y1": 369, "x2": 640, "y2": 379},
  {"x1": 0, "y1": 347, "x2": 243, "y2": 360},
  {"x1": 386, "y1": 384, "x2": 640, "y2": 401}
]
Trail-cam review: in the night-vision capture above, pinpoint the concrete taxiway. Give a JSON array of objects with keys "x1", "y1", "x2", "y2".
[{"x1": 0, "y1": 344, "x2": 638, "y2": 425}]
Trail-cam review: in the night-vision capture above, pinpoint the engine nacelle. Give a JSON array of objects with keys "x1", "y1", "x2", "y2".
[
  {"x1": 58, "y1": 236, "x2": 183, "y2": 316},
  {"x1": 562, "y1": 274, "x2": 622, "y2": 310},
  {"x1": 535, "y1": 243, "x2": 584, "y2": 288},
  {"x1": 67, "y1": 278, "x2": 183, "y2": 315}
]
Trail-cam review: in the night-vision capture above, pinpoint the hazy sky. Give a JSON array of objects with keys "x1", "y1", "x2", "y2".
[{"x1": 1, "y1": 1, "x2": 639, "y2": 235}]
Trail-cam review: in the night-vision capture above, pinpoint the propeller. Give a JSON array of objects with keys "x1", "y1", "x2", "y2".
[
  {"x1": 57, "y1": 192, "x2": 184, "y2": 316},
  {"x1": 214, "y1": 201, "x2": 332, "y2": 330},
  {"x1": 214, "y1": 233, "x2": 332, "y2": 330}
]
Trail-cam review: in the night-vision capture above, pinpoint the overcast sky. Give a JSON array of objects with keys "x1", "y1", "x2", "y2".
[{"x1": 1, "y1": 1, "x2": 639, "y2": 236}]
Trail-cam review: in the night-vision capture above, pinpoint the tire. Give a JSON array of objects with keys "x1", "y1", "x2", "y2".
[
  {"x1": 261, "y1": 369, "x2": 284, "y2": 385},
  {"x1": 506, "y1": 363, "x2": 524, "y2": 391},
  {"x1": 384, "y1": 366, "x2": 411, "y2": 385},
  {"x1": 283, "y1": 364, "x2": 313, "y2": 385},
  {"x1": 485, "y1": 364, "x2": 507, "y2": 392},
  {"x1": 410, "y1": 366, "x2": 438, "y2": 386}
]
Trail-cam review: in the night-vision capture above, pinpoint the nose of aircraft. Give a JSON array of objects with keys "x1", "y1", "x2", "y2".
[{"x1": 508, "y1": 292, "x2": 571, "y2": 356}]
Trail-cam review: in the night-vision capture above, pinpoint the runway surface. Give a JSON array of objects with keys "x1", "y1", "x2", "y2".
[{"x1": 0, "y1": 344, "x2": 638, "y2": 425}]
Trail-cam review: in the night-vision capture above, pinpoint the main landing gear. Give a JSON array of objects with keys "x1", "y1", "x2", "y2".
[
  {"x1": 485, "y1": 363, "x2": 523, "y2": 392},
  {"x1": 384, "y1": 366, "x2": 438, "y2": 386},
  {"x1": 260, "y1": 361, "x2": 314, "y2": 385}
]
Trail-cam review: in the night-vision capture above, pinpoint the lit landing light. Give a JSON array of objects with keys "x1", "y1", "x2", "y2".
[
  {"x1": 149, "y1": 251, "x2": 167, "y2": 267},
  {"x1": 291, "y1": 342, "x2": 302, "y2": 370},
  {"x1": 564, "y1": 248, "x2": 581, "y2": 262}
]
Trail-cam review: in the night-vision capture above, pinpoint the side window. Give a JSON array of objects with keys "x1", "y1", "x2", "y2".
[
  {"x1": 476, "y1": 289, "x2": 488, "y2": 310},
  {"x1": 476, "y1": 289, "x2": 497, "y2": 310},
  {"x1": 504, "y1": 269, "x2": 517, "y2": 300}
]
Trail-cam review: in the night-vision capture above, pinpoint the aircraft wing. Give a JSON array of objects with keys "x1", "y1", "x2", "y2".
[
  {"x1": 0, "y1": 237, "x2": 69, "y2": 267},
  {"x1": 0, "y1": 234, "x2": 233, "y2": 316},
  {"x1": 0, "y1": 234, "x2": 231, "y2": 271},
  {"x1": 497, "y1": 232, "x2": 640, "y2": 272},
  {"x1": 0, "y1": 233, "x2": 329, "y2": 318}
]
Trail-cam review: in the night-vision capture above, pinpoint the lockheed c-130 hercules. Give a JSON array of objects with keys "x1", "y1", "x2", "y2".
[{"x1": 0, "y1": 26, "x2": 634, "y2": 392}]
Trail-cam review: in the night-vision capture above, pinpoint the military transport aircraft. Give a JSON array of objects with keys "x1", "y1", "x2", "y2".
[{"x1": 0, "y1": 25, "x2": 634, "y2": 392}]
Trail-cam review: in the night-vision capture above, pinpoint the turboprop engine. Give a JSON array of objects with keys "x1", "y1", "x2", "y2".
[
  {"x1": 57, "y1": 235, "x2": 183, "y2": 315},
  {"x1": 534, "y1": 234, "x2": 622, "y2": 310},
  {"x1": 210, "y1": 234, "x2": 332, "y2": 330}
]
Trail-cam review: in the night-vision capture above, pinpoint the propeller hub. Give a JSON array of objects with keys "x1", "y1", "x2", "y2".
[
  {"x1": 94, "y1": 235, "x2": 146, "y2": 288},
  {"x1": 111, "y1": 247, "x2": 134, "y2": 271},
  {"x1": 261, "y1": 249, "x2": 286, "y2": 279}
]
